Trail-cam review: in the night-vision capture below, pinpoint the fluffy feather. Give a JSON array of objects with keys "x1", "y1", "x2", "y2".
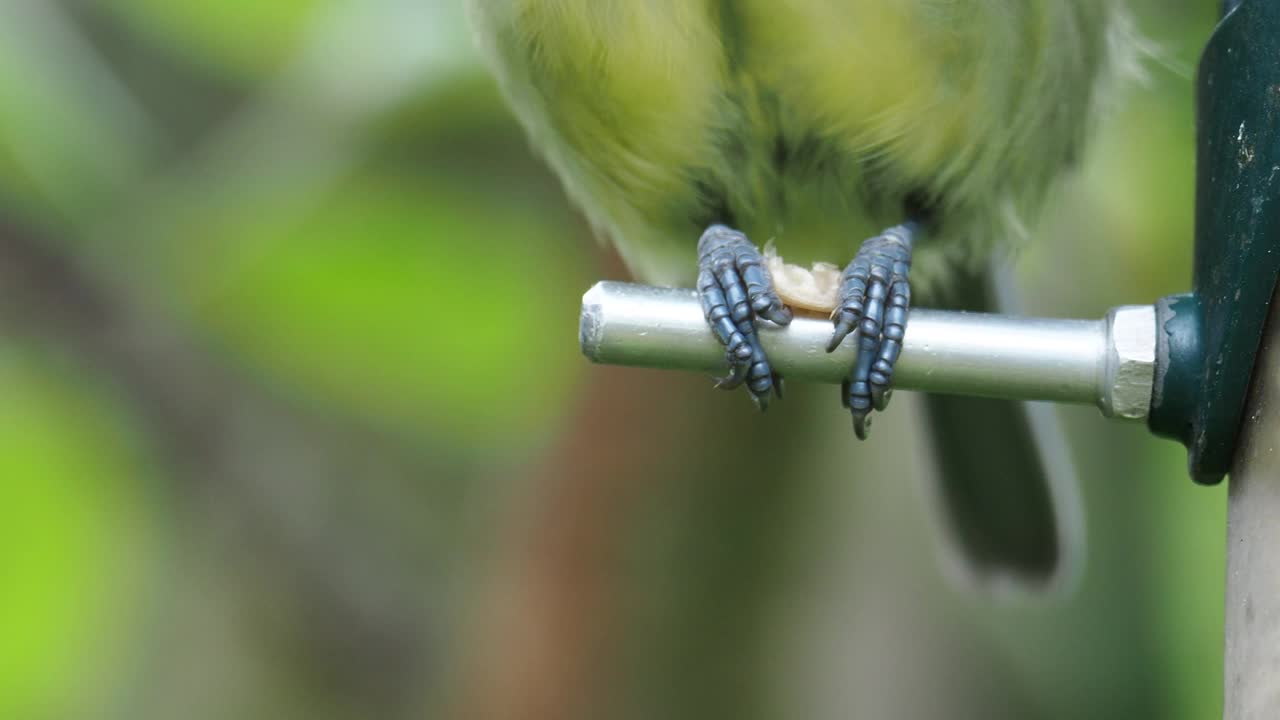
[{"x1": 470, "y1": 0, "x2": 1130, "y2": 292}]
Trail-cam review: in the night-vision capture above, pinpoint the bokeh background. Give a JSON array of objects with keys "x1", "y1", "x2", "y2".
[{"x1": 0, "y1": 1, "x2": 1229, "y2": 718}]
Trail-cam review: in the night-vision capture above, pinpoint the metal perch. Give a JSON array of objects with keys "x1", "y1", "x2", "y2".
[{"x1": 579, "y1": 281, "x2": 1156, "y2": 420}]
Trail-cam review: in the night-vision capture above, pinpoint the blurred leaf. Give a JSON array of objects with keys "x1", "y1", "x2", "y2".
[
  {"x1": 185, "y1": 175, "x2": 587, "y2": 452},
  {"x1": 1084, "y1": 75, "x2": 1197, "y2": 297},
  {"x1": 102, "y1": 0, "x2": 326, "y2": 78},
  {"x1": 0, "y1": 343, "x2": 154, "y2": 718}
]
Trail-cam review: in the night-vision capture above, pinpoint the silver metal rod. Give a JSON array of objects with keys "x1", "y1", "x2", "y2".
[
  {"x1": 1225, "y1": 283, "x2": 1280, "y2": 720},
  {"x1": 579, "y1": 282, "x2": 1156, "y2": 419}
]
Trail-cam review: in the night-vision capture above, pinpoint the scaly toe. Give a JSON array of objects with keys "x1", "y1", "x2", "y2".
[
  {"x1": 696, "y1": 224, "x2": 790, "y2": 409},
  {"x1": 834, "y1": 222, "x2": 918, "y2": 435}
]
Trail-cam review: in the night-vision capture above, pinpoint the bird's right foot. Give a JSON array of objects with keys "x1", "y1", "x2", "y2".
[
  {"x1": 828, "y1": 221, "x2": 917, "y2": 439},
  {"x1": 696, "y1": 224, "x2": 793, "y2": 410}
]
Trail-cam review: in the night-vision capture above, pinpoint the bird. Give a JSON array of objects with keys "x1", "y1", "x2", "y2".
[{"x1": 469, "y1": 0, "x2": 1134, "y2": 592}]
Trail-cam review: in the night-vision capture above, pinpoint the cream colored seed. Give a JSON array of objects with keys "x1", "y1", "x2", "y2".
[{"x1": 763, "y1": 245, "x2": 841, "y2": 315}]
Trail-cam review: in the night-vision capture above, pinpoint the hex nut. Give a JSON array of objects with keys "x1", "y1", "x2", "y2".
[{"x1": 1103, "y1": 305, "x2": 1157, "y2": 419}]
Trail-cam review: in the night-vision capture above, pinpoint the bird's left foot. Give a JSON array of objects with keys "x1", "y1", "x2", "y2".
[
  {"x1": 827, "y1": 221, "x2": 918, "y2": 439},
  {"x1": 696, "y1": 224, "x2": 793, "y2": 410}
]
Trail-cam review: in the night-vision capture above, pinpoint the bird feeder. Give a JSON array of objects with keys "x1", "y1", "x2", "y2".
[{"x1": 578, "y1": 2, "x2": 1280, "y2": 715}]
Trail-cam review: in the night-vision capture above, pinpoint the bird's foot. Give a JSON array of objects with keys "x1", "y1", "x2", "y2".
[
  {"x1": 828, "y1": 222, "x2": 918, "y2": 438},
  {"x1": 697, "y1": 224, "x2": 793, "y2": 410}
]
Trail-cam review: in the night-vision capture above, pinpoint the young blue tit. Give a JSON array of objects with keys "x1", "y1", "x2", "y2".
[{"x1": 470, "y1": 1, "x2": 1132, "y2": 591}]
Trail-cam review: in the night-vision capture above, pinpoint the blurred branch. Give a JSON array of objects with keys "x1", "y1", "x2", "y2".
[
  {"x1": 0, "y1": 208, "x2": 438, "y2": 716},
  {"x1": 451, "y1": 369, "x2": 697, "y2": 719},
  {"x1": 0, "y1": 2, "x2": 157, "y2": 204},
  {"x1": 91, "y1": 0, "x2": 475, "y2": 301}
]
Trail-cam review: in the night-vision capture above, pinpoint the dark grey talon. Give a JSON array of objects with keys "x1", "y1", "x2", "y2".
[
  {"x1": 712, "y1": 358, "x2": 748, "y2": 390},
  {"x1": 831, "y1": 221, "x2": 918, "y2": 436},
  {"x1": 853, "y1": 411, "x2": 872, "y2": 440},
  {"x1": 696, "y1": 224, "x2": 792, "y2": 409}
]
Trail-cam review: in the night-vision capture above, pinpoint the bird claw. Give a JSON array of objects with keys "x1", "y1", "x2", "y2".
[
  {"x1": 829, "y1": 223, "x2": 916, "y2": 437},
  {"x1": 853, "y1": 411, "x2": 872, "y2": 440},
  {"x1": 712, "y1": 361, "x2": 747, "y2": 391},
  {"x1": 696, "y1": 224, "x2": 792, "y2": 410}
]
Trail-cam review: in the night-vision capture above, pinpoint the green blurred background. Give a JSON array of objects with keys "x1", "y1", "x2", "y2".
[{"x1": 0, "y1": 2, "x2": 1228, "y2": 718}]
